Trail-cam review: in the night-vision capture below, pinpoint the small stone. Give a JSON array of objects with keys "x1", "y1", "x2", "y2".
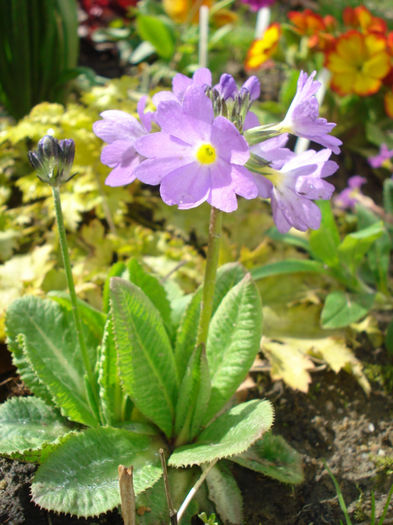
[
  {"x1": 368, "y1": 423, "x2": 375, "y2": 433},
  {"x1": 0, "y1": 479, "x2": 7, "y2": 490}
]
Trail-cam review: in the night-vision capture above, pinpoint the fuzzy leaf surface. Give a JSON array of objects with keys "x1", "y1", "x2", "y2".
[
  {"x1": 31, "y1": 427, "x2": 163, "y2": 517},
  {"x1": 231, "y1": 432, "x2": 304, "y2": 484},
  {"x1": 205, "y1": 461, "x2": 243, "y2": 525},
  {"x1": 6, "y1": 296, "x2": 98, "y2": 426},
  {"x1": 205, "y1": 274, "x2": 262, "y2": 422},
  {"x1": 97, "y1": 317, "x2": 126, "y2": 425},
  {"x1": 110, "y1": 278, "x2": 178, "y2": 437},
  {"x1": 0, "y1": 396, "x2": 73, "y2": 457},
  {"x1": 128, "y1": 258, "x2": 173, "y2": 336},
  {"x1": 168, "y1": 399, "x2": 273, "y2": 467}
]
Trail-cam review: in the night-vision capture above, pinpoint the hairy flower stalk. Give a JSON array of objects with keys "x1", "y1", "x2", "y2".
[{"x1": 28, "y1": 136, "x2": 100, "y2": 422}]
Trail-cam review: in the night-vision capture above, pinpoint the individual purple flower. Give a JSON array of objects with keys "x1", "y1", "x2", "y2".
[
  {"x1": 93, "y1": 96, "x2": 153, "y2": 186},
  {"x1": 368, "y1": 144, "x2": 393, "y2": 169},
  {"x1": 251, "y1": 146, "x2": 337, "y2": 232},
  {"x1": 278, "y1": 71, "x2": 342, "y2": 154},
  {"x1": 241, "y1": 0, "x2": 276, "y2": 12},
  {"x1": 335, "y1": 175, "x2": 366, "y2": 209},
  {"x1": 133, "y1": 86, "x2": 258, "y2": 212}
]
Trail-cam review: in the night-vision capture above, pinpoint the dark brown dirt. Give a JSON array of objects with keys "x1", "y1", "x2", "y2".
[{"x1": 1, "y1": 347, "x2": 393, "y2": 524}]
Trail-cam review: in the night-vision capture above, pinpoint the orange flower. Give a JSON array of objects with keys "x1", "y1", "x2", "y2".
[
  {"x1": 288, "y1": 9, "x2": 335, "y2": 51},
  {"x1": 343, "y1": 6, "x2": 387, "y2": 35},
  {"x1": 384, "y1": 89, "x2": 393, "y2": 118},
  {"x1": 288, "y1": 9, "x2": 325, "y2": 36},
  {"x1": 326, "y1": 30, "x2": 391, "y2": 96},
  {"x1": 245, "y1": 23, "x2": 281, "y2": 71},
  {"x1": 163, "y1": 0, "x2": 212, "y2": 24}
]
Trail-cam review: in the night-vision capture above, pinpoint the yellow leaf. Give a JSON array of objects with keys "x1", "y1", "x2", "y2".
[{"x1": 262, "y1": 337, "x2": 314, "y2": 392}]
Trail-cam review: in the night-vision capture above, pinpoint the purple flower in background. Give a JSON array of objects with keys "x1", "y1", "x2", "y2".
[
  {"x1": 133, "y1": 86, "x2": 258, "y2": 212},
  {"x1": 368, "y1": 144, "x2": 393, "y2": 168},
  {"x1": 251, "y1": 146, "x2": 337, "y2": 232},
  {"x1": 241, "y1": 0, "x2": 276, "y2": 12},
  {"x1": 93, "y1": 97, "x2": 153, "y2": 186},
  {"x1": 278, "y1": 71, "x2": 342, "y2": 154},
  {"x1": 335, "y1": 175, "x2": 366, "y2": 209}
]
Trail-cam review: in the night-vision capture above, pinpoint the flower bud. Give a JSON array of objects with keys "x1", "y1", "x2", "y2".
[{"x1": 28, "y1": 135, "x2": 76, "y2": 187}]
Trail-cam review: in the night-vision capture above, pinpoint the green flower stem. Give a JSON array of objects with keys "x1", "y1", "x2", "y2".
[
  {"x1": 197, "y1": 206, "x2": 222, "y2": 346},
  {"x1": 52, "y1": 186, "x2": 100, "y2": 420}
]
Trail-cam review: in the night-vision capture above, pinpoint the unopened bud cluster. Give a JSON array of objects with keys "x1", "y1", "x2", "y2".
[{"x1": 28, "y1": 135, "x2": 76, "y2": 187}]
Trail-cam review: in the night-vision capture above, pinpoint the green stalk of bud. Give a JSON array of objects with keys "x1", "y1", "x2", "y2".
[{"x1": 28, "y1": 136, "x2": 101, "y2": 423}]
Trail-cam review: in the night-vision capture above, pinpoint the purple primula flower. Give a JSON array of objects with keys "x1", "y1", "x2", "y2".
[
  {"x1": 241, "y1": 0, "x2": 275, "y2": 12},
  {"x1": 251, "y1": 146, "x2": 337, "y2": 232},
  {"x1": 335, "y1": 175, "x2": 366, "y2": 209},
  {"x1": 368, "y1": 144, "x2": 393, "y2": 169},
  {"x1": 93, "y1": 96, "x2": 153, "y2": 186},
  {"x1": 133, "y1": 86, "x2": 258, "y2": 212},
  {"x1": 278, "y1": 71, "x2": 342, "y2": 154}
]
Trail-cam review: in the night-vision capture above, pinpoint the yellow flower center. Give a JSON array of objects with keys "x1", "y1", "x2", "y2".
[{"x1": 196, "y1": 143, "x2": 217, "y2": 165}]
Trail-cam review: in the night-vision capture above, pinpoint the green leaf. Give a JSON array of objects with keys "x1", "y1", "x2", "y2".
[
  {"x1": 383, "y1": 178, "x2": 393, "y2": 216},
  {"x1": 175, "y1": 344, "x2": 212, "y2": 444},
  {"x1": 110, "y1": 278, "x2": 178, "y2": 437},
  {"x1": 266, "y1": 227, "x2": 311, "y2": 252},
  {"x1": 174, "y1": 263, "x2": 245, "y2": 382},
  {"x1": 168, "y1": 399, "x2": 273, "y2": 467},
  {"x1": 48, "y1": 291, "x2": 106, "y2": 348},
  {"x1": 97, "y1": 317, "x2": 127, "y2": 425},
  {"x1": 174, "y1": 289, "x2": 202, "y2": 380},
  {"x1": 309, "y1": 201, "x2": 340, "y2": 266},
  {"x1": 205, "y1": 462, "x2": 243, "y2": 525},
  {"x1": 136, "y1": 15, "x2": 175, "y2": 59},
  {"x1": 251, "y1": 259, "x2": 325, "y2": 280},
  {"x1": 321, "y1": 291, "x2": 375, "y2": 329},
  {"x1": 337, "y1": 221, "x2": 384, "y2": 273},
  {"x1": 128, "y1": 258, "x2": 173, "y2": 336},
  {"x1": 0, "y1": 396, "x2": 73, "y2": 458},
  {"x1": 231, "y1": 433, "x2": 304, "y2": 484},
  {"x1": 6, "y1": 296, "x2": 98, "y2": 427},
  {"x1": 102, "y1": 261, "x2": 126, "y2": 314},
  {"x1": 212, "y1": 263, "x2": 246, "y2": 312},
  {"x1": 205, "y1": 275, "x2": 262, "y2": 422},
  {"x1": 31, "y1": 427, "x2": 163, "y2": 517}
]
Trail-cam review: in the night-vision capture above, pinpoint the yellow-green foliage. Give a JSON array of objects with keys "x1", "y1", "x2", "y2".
[{"x1": 0, "y1": 77, "x2": 203, "y2": 338}]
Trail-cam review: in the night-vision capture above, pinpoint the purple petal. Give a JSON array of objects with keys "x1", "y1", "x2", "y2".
[
  {"x1": 159, "y1": 163, "x2": 210, "y2": 208},
  {"x1": 101, "y1": 140, "x2": 136, "y2": 168},
  {"x1": 93, "y1": 112, "x2": 144, "y2": 143},
  {"x1": 214, "y1": 74, "x2": 237, "y2": 99},
  {"x1": 240, "y1": 76, "x2": 260, "y2": 101},
  {"x1": 105, "y1": 157, "x2": 140, "y2": 186},
  {"x1": 211, "y1": 116, "x2": 249, "y2": 164},
  {"x1": 137, "y1": 96, "x2": 153, "y2": 131},
  {"x1": 243, "y1": 111, "x2": 260, "y2": 131},
  {"x1": 155, "y1": 99, "x2": 211, "y2": 143},
  {"x1": 135, "y1": 132, "x2": 191, "y2": 158},
  {"x1": 230, "y1": 165, "x2": 259, "y2": 199},
  {"x1": 133, "y1": 157, "x2": 189, "y2": 185},
  {"x1": 182, "y1": 86, "x2": 214, "y2": 124}
]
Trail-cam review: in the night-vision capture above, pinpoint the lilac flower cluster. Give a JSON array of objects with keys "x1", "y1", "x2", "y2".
[{"x1": 93, "y1": 68, "x2": 342, "y2": 233}]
